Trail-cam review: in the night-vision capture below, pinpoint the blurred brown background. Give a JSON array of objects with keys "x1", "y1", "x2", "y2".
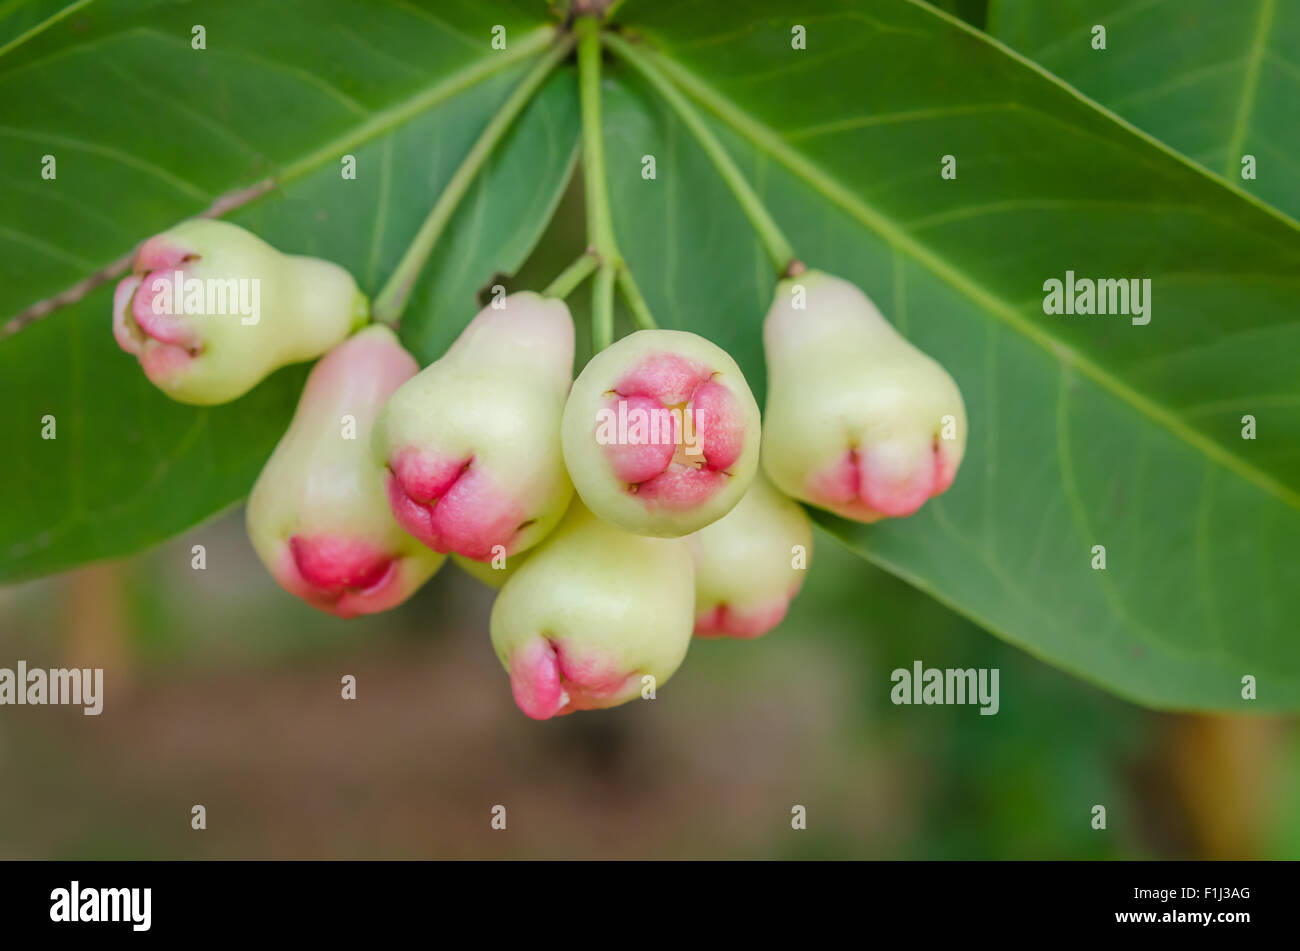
[{"x1": 2, "y1": 504, "x2": 1296, "y2": 860}]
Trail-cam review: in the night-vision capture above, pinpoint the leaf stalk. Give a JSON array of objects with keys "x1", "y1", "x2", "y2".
[
  {"x1": 576, "y1": 16, "x2": 657, "y2": 346},
  {"x1": 542, "y1": 250, "x2": 600, "y2": 299},
  {"x1": 373, "y1": 30, "x2": 575, "y2": 328},
  {"x1": 603, "y1": 30, "x2": 800, "y2": 276}
]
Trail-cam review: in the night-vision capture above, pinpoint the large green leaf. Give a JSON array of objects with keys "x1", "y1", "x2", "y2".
[
  {"x1": 3, "y1": 0, "x2": 1296, "y2": 713},
  {"x1": 601, "y1": 0, "x2": 1300, "y2": 709},
  {"x1": 0, "y1": 0, "x2": 578, "y2": 580},
  {"x1": 989, "y1": 0, "x2": 1300, "y2": 220}
]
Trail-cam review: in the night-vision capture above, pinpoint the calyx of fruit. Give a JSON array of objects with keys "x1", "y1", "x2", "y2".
[{"x1": 561, "y1": 329, "x2": 761, "y2": 537}]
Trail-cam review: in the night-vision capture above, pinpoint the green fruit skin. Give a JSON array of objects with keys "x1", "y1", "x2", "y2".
[
  {"x1": 490, "y1": 500, "x2": 695, "y2": 719},
  {"x1": 246, "y1": 325, "x2": 443, "y2": 617},
  {"x1": 452, "y1": 552, "x2": 525, "y2": 589},
  {"x1": 684, "y1": 471, "x2": 813, "y2": 637},
  {"x1": 373, "y1": 292, "x2": 575, "y2": 559},
  {"x1": 116, "y1": 219, "x2": 365, "y2": 405},
  {"x1": 761, "y1": 270, "x2": 966, "y2": 521}
]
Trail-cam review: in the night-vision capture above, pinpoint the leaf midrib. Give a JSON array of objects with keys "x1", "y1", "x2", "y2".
[{"x1": 633, "y1": 29, "x2": 1300, "y2": 514}]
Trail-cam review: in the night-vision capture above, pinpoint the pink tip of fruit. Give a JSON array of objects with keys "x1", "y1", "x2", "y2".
[
  {"x1": 289, "y1": 535, "x2": 394, "y2": 591},
  {"x1": 509, "y1": 637, "x2": 637, "y2": 720},
  {"x1": 603, "y1": 394, "x2": 677, "y2": 484},
  {"x1": 388, "y1": 450, "x2": 466, "y2": 503},
  {"x1": 690, "y1": 380, "x2": 743, "y2": 470},
  {"x1": 278, "y1": 535, "x2": 401, "y2": 619},
  {"x1": 808, "y1": 442, "x2": 954, "y2": 520},
  {"x1": 694, "y1": 598, "x2": 791, "y2": 639},
  {"x1": 603, "y1": 353, "x2": 747, "y2": 508},
  {"x1": 634, "y1": 463, "x2": 728, "y2": 510},
  {"x1": 138, "y1": 341, "x2": 195, "y2": 385},
  {"x1": 933, "y1": 448, "x2": 959, "y2": 495},
  {"x1": 616, "y1": 351, "x2": 711, "y2": 406},
  {"x1": 113, "y1": 276, "x2": 143, "y2": 355},
  {"x1": 509, "y1": 638, "x2": 567, "y2": 719},
  {"x1": 134, "y1": 235, "x2": 193, "y2": 274},
  {"x1": 386, "y1": 451, "x2": 525, "y2": 561},
  {"x1": 131, "y1": 270, "x2": 195, "y2": 346},
  {"x1": 113, "y1": 272, "x2": 198, "y2": 384}
]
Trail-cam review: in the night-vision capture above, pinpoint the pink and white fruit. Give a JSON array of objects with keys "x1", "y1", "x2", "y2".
[
  {"x1": 490, "y1": 500, "x2": 695, "y2": 720},
  {"x1": 246, "y1": 325, "x2": 444, "y2": 618},
  {"x1": 684, "y1": 472, "x2": 813, "y2": 638},
  {"x1": 113, "y1": 219, "x2": 366, "y2": 405},
  {"x1": 561, "y1": 329, "x2": 761, "y2": 537},
  {"x1": 374, "y1": 292, "x2": 575, "y2": 562},
  {"x1": 762, "y1": 271, "x2": 966, "y2": 522}
]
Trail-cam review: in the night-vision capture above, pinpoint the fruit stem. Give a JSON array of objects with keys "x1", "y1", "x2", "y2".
[
  {"x1": 603, "y1": 30, "x2": 800, "y2": 276},
  {"x1": 616, "y1": 266, "x2": 657, "y2": 330},
  {"x1": 579, "y1": 12, "x2": 660, "y2": 348},
  {"x1": 373, "y1": 29, "x2": 575, "y2": 328},
  {"x1": 591, "y1": 264, "x2": 616, "y2": 351},
  {"x1": 577, "y1": 16, "x2": 658, "y2": 347},
  {"x1": 542, "y1": 250, "x2": 600, "y2": 299},
  {"x1": 577, "y1": 17, "x2": 620, "y2": 270}
]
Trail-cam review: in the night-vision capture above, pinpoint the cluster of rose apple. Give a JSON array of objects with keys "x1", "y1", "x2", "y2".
[{"x1": 113, "y1": 218, "x2": 966, "y2": 719}]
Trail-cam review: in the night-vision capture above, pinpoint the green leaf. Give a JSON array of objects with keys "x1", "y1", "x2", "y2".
[
  {"x1": 988, "y1": 0, "x2": 1300, "y2": 220},
  {"x1": 929, "y1": 0, "x2": 989, "y2": 30},
  {"x1": 0, "y1": 0, "x2": 93, "y2": 58},
  {"x1": 0, "y1": 1, "x2": 578, "y2": 580},
  {"x1": 602, "y1": 0, "x2": 1300, "y2": 709}
]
